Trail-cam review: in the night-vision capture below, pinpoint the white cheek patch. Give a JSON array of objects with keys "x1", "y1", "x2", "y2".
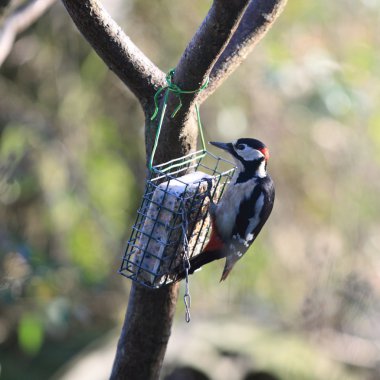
[{"x1": 238, "y1": 148, "x2": 264, "y2": 162}]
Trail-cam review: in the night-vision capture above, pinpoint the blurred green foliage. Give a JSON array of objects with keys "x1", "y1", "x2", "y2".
[
  {"x1": 1, "y1": 0, "x2": 380, "y2": 379},
  {"x1": 18, "y1": 313, "x2": 44, "y2": 355}
]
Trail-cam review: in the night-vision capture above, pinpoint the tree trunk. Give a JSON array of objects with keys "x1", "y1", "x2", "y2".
[{"x1": 111, "y1": 283, "x2": 179, "y2": 379}]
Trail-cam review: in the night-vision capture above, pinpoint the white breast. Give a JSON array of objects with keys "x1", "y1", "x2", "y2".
[{"x1": 214, "y1": 176, "x2": 259, "y2": 239}]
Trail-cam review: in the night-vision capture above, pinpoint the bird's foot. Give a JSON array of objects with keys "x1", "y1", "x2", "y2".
[
  {"x1": 203, "y1": 177, "x2": 217, "y2": 216},
  {"x1": 204, "y1": 177, "x2": 214, "y2": 202}
]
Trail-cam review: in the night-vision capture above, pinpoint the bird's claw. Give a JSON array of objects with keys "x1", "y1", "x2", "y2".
[
  {"x1": 203, "y1": 177, "x2": 216, "y2": 217},
  {"x1": 204, "y1": 177, "x2": 214, "y2": 202}
]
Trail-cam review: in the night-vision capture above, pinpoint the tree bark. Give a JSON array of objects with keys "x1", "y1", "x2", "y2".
[
  {"x1": 111, "y1": 283, "x2": 179, "y2": 379},
  {"x1": 59, "y1": 0, "x2": 287, "y2": 378}
]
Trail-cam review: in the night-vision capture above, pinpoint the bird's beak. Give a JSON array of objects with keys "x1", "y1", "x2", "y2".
[{"x1": 209, "y1": 141, "x2": 233, "y2": 153}]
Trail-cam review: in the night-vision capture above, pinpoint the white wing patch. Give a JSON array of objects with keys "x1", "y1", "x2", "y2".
[
  {"x1": 232, "y1": 233, "x2": 250, "y2": 248},
  {"x1": 246, "y1": 233, "x2": 255, "y2": 242},
  {"x1": 245, "y1": 193, "x2": 265, "y2": 241}
]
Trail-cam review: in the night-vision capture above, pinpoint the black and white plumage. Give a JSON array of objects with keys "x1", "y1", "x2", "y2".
[{"x1": 186, "y1": 138, "x2": 275, "y2": 281}]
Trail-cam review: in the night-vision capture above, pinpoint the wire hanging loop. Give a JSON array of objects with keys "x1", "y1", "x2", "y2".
[
  {"x1": 180, "y1": 203, "x2": 192, "y2": 323},
  {"x1": 149, "y1": 69, "x2": 209, "y2": 171}
]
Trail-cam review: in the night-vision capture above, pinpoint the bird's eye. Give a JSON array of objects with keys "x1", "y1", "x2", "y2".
[{"x1": 236, "y1": 144, "x2": 245, "y2": 150}]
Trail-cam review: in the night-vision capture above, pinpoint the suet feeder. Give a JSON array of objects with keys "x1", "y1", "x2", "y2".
[{"x1": 119, "y1": 150, "x2": 235, "y2": 288}]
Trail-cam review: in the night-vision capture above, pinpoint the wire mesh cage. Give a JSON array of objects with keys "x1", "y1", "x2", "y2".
[{"x1": 119, "y1": 150, "x2": 236, "y2": 288}]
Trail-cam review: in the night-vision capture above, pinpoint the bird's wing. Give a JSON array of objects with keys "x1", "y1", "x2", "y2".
[{"x1": 230, "y1": 177, "x2": 275, "y2": 253}]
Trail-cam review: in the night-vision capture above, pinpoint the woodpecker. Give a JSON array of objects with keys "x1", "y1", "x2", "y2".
[{"x1": 186, "y1": 138, "x2": 275, "y2": 281}]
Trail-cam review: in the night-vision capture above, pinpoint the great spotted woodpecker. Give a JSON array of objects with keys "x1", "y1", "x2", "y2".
[{"x1": 186, "y1": 138, "x2": 275, "y2": 281}]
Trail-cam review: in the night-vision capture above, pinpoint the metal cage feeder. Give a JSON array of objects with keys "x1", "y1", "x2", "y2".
[{"x1": 119, "y1": 150, "x2": 235, "y2": 289}]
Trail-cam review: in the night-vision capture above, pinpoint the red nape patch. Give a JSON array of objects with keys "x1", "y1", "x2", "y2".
[
  {"x1": 260, "y1": 147, "x2": 270, "y2": 161},
  {"x1": 203, "y1": 225, "x2": 225, "y2": 252}
]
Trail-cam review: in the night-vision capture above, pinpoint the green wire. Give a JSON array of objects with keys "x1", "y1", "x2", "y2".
[
  {"x1": 149, "y1": 69, "x2": 209, "y2": 171},
  {"x1": 149, "y1": 90, "x2": 169, "y2": 171},
  {"x1": 195, "y1": 103, "x2": 206, "y2": 152}
]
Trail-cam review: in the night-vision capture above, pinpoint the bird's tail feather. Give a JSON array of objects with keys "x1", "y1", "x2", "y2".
[
  {"x1": 220, "y1": 255, "x2": 239, "y2": 282},
  {"x1": 176, "y1": 249, "x2": 225, "y2": 279}
]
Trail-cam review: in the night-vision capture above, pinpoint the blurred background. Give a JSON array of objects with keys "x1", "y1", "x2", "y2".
[{"x1": 1, "y1": 0, "x2": 380, "y2": 379}]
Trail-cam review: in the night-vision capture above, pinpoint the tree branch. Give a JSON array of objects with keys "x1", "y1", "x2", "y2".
[
  {"x1": 61, "y1": 0, "x2": 166, "y2": 107},
  {"x1": 148, "y1": 0, "x2": 252, "y2": 166},
  {"x1": 0, "y1": 0, "x2": 56, "y2": 67},
  {"x1": 199, "y1": 0, "x2": 288, "y2": 101},
  {"x1": 174, "y1": 0, "x2": 251, "y2": 93}
]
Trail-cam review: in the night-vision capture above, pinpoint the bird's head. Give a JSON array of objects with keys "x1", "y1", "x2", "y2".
[{"x1": 210, "y1": 138, "x2": 270, "y2": 178}]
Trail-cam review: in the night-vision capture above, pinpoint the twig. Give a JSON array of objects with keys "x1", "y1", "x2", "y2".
[{"x1": 0, "y1": 0, "x2": 56, "y2": 66}]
